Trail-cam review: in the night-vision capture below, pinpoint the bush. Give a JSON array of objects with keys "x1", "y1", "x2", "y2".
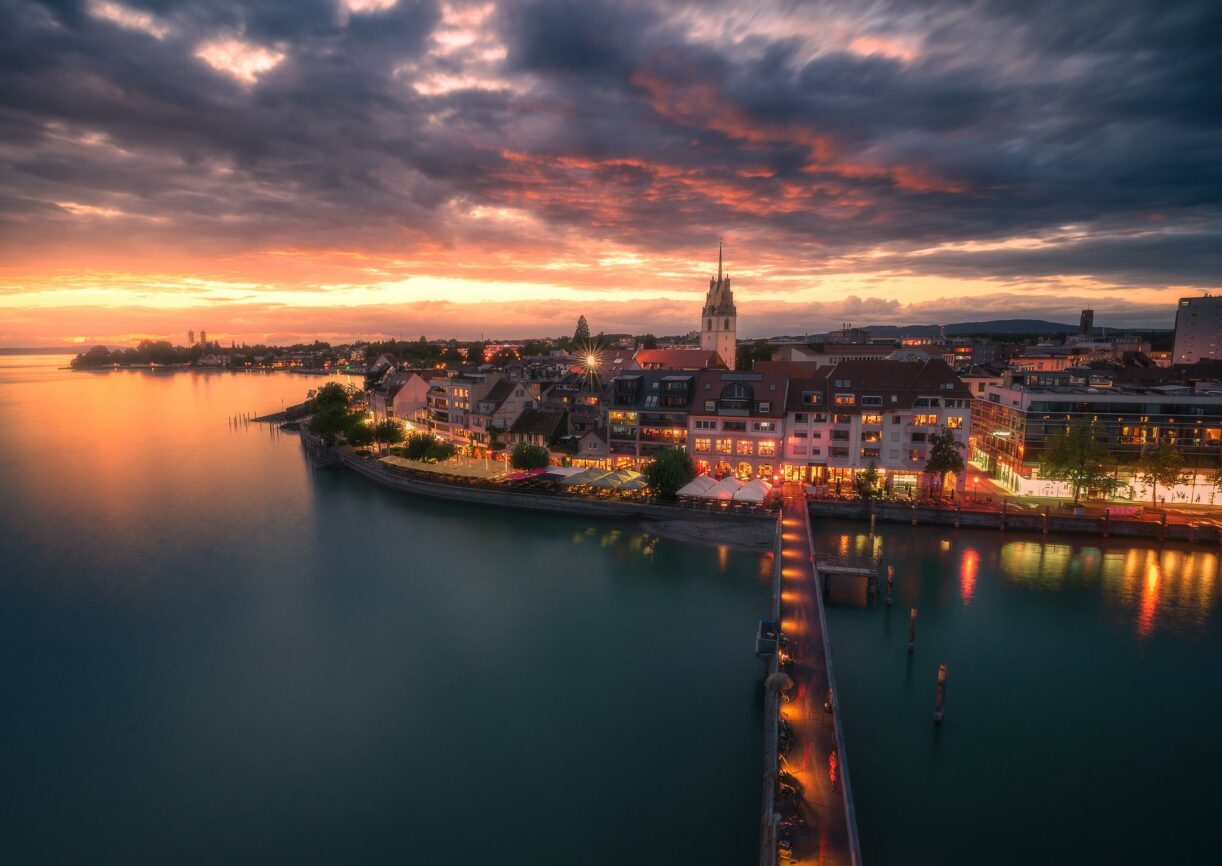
[
  {"x1": 642, "y1": 448, "x2": 697, "y2": 500},
  {"x1": 345, "y1": 422, "x2": 375, "y2": 447},
  {"x1": 404, "y1": 432, "x2": 457, "y2": 462},
  {"x1": 510, "y1": 443, "x2": 551, "y2": 469}
]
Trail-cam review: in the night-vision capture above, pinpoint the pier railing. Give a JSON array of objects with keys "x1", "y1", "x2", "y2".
[{"x1": 804, "y1": 504, "x2": 864, "y2": 866}]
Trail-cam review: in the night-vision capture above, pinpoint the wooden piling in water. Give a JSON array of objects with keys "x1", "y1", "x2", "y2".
[
  {"x1": 934, "y1": 663, "x2": 947, "y2": 724},
  {"x1": 885, "y1": 565, "x2": 894, "y2": 606},
  {"x1": 907, "y1": 607, "x2": 917, "y2": 652}
]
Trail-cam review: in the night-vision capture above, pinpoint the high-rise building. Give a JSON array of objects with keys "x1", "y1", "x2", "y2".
[
  {"x1": 1078, "y1": 309, "x2": 1094, "y2": 336},
  {"x1": 188, "y1": 329, "x2": 195, "y2": 347},
  {"x1": 700, "y1": 243, "x2": 737, "y2": 370},
  {"x1": 200, "y1": 329, "x2": 207, "y2": 347},
  {"x1": 1172, "y1": 295, "x2": 1222, "y2": 363}
]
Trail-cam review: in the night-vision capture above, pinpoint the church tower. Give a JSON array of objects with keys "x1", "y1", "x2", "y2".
[{"x1": 700, "y1": 243, "x2": 737, "y2": 370}]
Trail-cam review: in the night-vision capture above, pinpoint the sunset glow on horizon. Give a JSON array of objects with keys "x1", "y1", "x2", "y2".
[{"x1": 2, "y1": 0, "x2": 1218, "y2": 347}]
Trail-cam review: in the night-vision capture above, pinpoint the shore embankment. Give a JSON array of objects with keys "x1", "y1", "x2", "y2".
[
  {"x1": 810, "y1": 499, "x2": 1222, "y2": 544},
  {"x1": 299, "y1": 431, "x2": 776, "y2": 549}
]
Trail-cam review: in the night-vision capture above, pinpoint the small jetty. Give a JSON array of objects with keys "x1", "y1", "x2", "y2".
[{"x1": 758, "y1": 486, "x2": 864, "y2": 866}]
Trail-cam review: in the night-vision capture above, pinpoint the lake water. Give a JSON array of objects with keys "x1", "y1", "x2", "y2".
[
  {"x1": 0, "y1": 356, "x2": 770, "y2": 865},
  {"x1": 818, "y1": 521, "x2": 1222, "y2": 865}
]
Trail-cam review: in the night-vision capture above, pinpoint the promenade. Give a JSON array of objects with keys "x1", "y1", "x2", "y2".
[{"x1": 772, "y1": 486, "x2": 861, "y2": 865}]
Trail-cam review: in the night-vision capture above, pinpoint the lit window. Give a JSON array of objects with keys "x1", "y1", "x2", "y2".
[
  {"x1": 716, "y1": 438, "x2": 733, "y2": 454},
  {"x1": 758, "y1": 440, "x2": 777, "y2": 457},
  {"x1": 694, "y1": 437, "x2": 712, "y2": 453},
  {"x1": 737, "y1": 440, "x2": 754, "y2": 455}
]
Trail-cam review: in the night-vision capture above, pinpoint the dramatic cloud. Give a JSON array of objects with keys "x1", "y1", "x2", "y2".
[{"x1": 0, "y1": 0, "x2": 1218, "y2": 345}]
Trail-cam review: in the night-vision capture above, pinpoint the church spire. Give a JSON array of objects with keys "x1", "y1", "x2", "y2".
[{"x1": 717, "y1": 240, "x2": 723, "y2": 283}]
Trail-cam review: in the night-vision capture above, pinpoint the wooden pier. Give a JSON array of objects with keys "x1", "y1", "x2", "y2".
[{"x1": 759, "y1": 487, "x2": 864, "y2": 866}]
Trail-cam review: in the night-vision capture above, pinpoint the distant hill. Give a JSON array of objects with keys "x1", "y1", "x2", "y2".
[{"x1": 863, "y1": 319, "x2": 1081, "y2": 337}]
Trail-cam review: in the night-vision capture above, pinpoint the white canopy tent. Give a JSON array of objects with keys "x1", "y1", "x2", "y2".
[
  {"x1": 733, "y1": 478, "x2": 773, "y2": 503},
  {"x1": 708, "y1": 476, "x2": 744, "y2": 500},
  {"x1": 676, "y1": 475, "x2": 717, "y2": 497}
]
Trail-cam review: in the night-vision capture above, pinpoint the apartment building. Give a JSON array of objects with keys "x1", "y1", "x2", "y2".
[
  {"x1": 780, "y1": 360, "x2": 972, "y2": 490},
  {"x1": 970, "y1": 370, "x2": 1222, "y2": 501},
  {"x1": 605, "y1": 371, "x2": 697, "y2": 467},
  {"x1": 686, "y1": 370, "x2": 790, "y2": 480}
]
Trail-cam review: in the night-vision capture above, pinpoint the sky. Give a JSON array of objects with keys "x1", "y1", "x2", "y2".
[{"x1": 1, "y1": 0, "x2": 1219, "y2": 347}]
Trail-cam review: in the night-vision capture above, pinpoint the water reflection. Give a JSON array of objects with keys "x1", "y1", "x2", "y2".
[
  {"x1": 960, "y1": 547, "x2": 979, "y2": 605},
  {"x1": 1001, "y1": 540, "x2": 1216, "y2": 638}
]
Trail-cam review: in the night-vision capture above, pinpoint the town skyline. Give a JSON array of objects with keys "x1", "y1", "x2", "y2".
[{"x1": 3, "y1": 0, "x2": 1219, "y2": 347}]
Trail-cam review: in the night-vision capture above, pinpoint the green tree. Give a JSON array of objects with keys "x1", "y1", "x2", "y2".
[
  {"x1": 924, "y1": 426, "x2": 965, "y2": 498},
  {"x1": 510, "y1": 442, "x2": 551, "y2": 469},
  {"x1": 642, "y1": 447, "x2": 697, "y2": 500},
  {"x1": 373, "y1": 419, "x2": 406, "y2": 452},
  {"x1": 1039, "y1": 422, "x2": 1118, "y2": 505},
  {"x1": 639, "y1": 334, "x2": 658, "y2": 350},
  {"x1": 734, "y1": 339, "x2": 772, "y2": 371},
  {"x1": 487, "y1": 424, "x2": 506, "y2": 451},
  {"x1": 573, "y1": 315, "x2": 591, "y2": 343},
  {"x1": 309, "y1": 404, "x2": 358, "y2": 441},
  {"x1": 310, "y1": 381, "x2": 351, "y2": 411},
  {"x1": 856, "y1": 461, "x2": 881, "y2": 499},
  {"x1": 405, "y1": 432, "x2": 439, "y2": 460},
  {"x1": 1136, "y1": 443, "x2": 1185, "y2": 508},
  {"x1": 345, "y1": 420, "x2": 375, "y2": 447}
]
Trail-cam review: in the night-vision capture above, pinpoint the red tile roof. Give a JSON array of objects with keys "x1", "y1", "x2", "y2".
[{"x1": 634, "y1": 348, "x2": 728, "y2": 370}]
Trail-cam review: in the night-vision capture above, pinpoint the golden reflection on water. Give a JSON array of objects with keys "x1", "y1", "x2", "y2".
[
  {"x1": 1000, "y1": 540, "x2": 1217, "y2": 639},
  {"x1": 960, "y1": 547, "x2": 979, "y2": 605}
]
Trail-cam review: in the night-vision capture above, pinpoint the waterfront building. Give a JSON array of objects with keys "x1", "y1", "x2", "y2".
[
  {"x1": 468, "y1": 380, "x2": 541, "y2": 450},
  {"x1": 779, "y1": 360, "x2": 972, "y2": 490},
  {"x1": 1173, "y1": 294, "x2": 1222, "y2": 363},
  {"x1": 700, "y1": 245, "x2": 737, "y2": 370},
  {"x1": 506, "y1": 408, "x2": 568, "y2": 448},
  {"x1": 687, "y1": 369, "x2": 790, "y2": 480},
  {"x1": 369, "y1": 368, "x2": 434, "y2": 426},
  {"x1": 605, "y1": 371, "x2": 697, "y2": 468},
  {"x1": 426, "y1": 371, "x2": 502, "y2": 447},
  {"x1": 970, "y1": 369, "x2": 1222, "y2": 501}
]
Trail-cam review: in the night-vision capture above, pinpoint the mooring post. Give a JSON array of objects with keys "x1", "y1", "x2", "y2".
[
  {"x1": 885, "y1": 565, "x2": 894, "y2": 606},
  {"x1": 1103, "y1": 510, "x2": 1110, "y2": 537},
  {"x1": 907, "y1": 607, "x2": 917, "y2": 652},
  {"x1": 1042, "y1": 506, "x2": 1049, "y2": 534},
  {"x1": 911, "y1": 503, "x2": 917, "y2": 526},
  {"x1": 954, "y1": 500, "x2": 961, "y2": 529},
  {"x1": 1160, "y1": 510, "x2": 1168, "y2": 540},
  {"x1": 934, "y1": 663, "x2": 948, "y2": 724},
  {"x1": 1000, "y1": 499, "x2": 1007, "y2": 532},
  {"x1": 870, "y1": 509, "x2": 876, "y2": 535}
]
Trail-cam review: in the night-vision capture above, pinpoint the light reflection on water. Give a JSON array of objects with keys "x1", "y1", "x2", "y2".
[
  {"x1": 999, "y1": 540, "x2": 1216, "y2": 638},
  {"x1": 830, "y1": 529, "x2": 1217, "y2": 638}
]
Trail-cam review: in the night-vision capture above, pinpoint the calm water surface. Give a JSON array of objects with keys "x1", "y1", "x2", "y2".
[
  {"x1": 0, "y1": 356, "x2": 769, "y2": 865},
  {"x1": 818, "y1": 521, "x2": 1222, "y2": 865}
]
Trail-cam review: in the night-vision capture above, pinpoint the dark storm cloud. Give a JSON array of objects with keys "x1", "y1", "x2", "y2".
[{"x1": 1, "y1": 0, "x2": 1220, "y2": 291}]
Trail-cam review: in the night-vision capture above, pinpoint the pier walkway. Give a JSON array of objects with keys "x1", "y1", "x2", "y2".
[{"x1": 771, "y1": 486, "x2": 862, "y2": 866}]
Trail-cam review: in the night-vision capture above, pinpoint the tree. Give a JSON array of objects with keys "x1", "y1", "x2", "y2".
[
  {"x1": 735, "y1": 339, "x2": 773, "y2": 371},
  {"x1": 467, "y1": 342, "x2": 488, "y2": 365},
  {"x1": 639, "y1": 334, "x2": 658, "y2": 350},
  {"x1": 1136, "y1": 444, "x2": 1185, "y2": 508},
  {"x1": 487, "y1": 424, "x2": 506, "y2": 451},
  {"x1": 1039, "y1": 422, "x2": 1118, "y2": 505},
  {"x1": 310, "y1": 381, "x2": 351, "y2": 411},
  {"x1": 510, "y1": 442, "x2": 551, "y2": 469},
  {"x1": 405, "y1": 432, "x2": 438, "y2": 460},
  {"x1": 643, "y1": 447, "x2": 697, "y2": 500},
  {"x1": 345, "y1": 421, "x2": 375, "y2": 447},
  {"x1": 856, "y1": 461, "x2": 881, "y2": 499},
  {"x1": 373, "y1": 419, "x2": 405, "y2": 452},
  {"x1": 573, "y1": 315, "x2": 591, "y2": 343},
  {"x1": 924, "y1": 426, "x2": 965, "y2": 498},
  {"x1": 309, "y1": 404, "x2": 359, "y2": 441}
]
